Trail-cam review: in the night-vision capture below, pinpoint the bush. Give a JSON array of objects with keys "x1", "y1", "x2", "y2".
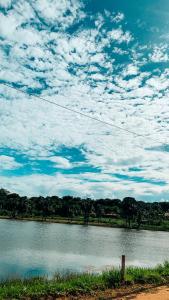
[
  {"x1": 102, "y1": 269, "x2": 121, "y2": 288},
  {"x1": 126, "y1": 267, "x2": 164, "y2": 284},
  {"x1": 142, "y1": 273, "x2": 163, "y2": 284},
  {"x1": 125, "y1": 274, "x2": 134, "y2": 285}
]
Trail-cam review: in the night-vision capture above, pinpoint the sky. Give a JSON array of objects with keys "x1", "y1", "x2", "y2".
[{"x1": 0, "y1": 0, "x2": 169, "y2": 201}]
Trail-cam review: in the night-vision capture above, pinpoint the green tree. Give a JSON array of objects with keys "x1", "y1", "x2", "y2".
[
  {"x1": 81, "y1": 199, "x2": 93, "y2": 225},
  {"x1": 122, "y1": 197, "x2": 137, "y2": 227}
]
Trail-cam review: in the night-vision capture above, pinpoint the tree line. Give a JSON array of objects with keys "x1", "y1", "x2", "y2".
[{"x1": 0, "y1": 188, "x2": 169, "y2": 228}]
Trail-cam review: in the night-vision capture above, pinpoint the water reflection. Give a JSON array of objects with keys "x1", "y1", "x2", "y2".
[{"x1": 0, "y1": 219, "x2": 169, "y2": 279}]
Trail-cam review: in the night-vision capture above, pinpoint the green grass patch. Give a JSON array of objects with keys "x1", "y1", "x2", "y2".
[{"x1": 1, "y1": 262, "x2": 169, "y2": 299}]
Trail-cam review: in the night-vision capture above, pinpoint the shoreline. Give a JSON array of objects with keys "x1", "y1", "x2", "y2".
[
  {"x1": 0, "y1": 215, "x2": 169, "y2": 232},
  {"x1": 0, "y1": 262, "x2": 169, "y2": 299},
  {"x1": 0, "y1": 215, "x2": 123, "y2": 228}
]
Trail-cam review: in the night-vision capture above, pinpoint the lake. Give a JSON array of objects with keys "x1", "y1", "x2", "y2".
[{"x1": 0, "y1": 219, "x2": 169, "y2": 279}]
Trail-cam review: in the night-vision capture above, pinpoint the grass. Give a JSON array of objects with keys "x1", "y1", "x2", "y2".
[
  {"x1": 1, "y1": 262, "x2": 169, "y2": 299},
  {"x1": 2, "y1": 214, "x2": 169, "y2": 232},
  {"x1": 0, "y1": 215, "x2": 126, "y2": 229}
]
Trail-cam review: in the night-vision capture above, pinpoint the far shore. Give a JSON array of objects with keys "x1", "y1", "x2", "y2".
[{"x1": 1, "y1": 215, "x2": 169, "y2": 232}]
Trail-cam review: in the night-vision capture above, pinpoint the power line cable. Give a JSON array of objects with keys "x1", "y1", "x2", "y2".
[{"x1": 0, "y1": 82, "x2": 163, "y2": 145}]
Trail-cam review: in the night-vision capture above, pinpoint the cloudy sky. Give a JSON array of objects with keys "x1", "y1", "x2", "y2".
[{"x1": 0, "y1": 0, "x2": 169, "y2": 201}]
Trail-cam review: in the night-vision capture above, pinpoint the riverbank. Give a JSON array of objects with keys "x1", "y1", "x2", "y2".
[
  {"x1": 1, "y1": 215, "x2": 169, "y2": 232},
  {"x1": 0, "y1": 215, "x2": 124, "y2": 228},
  {"x1": 1, "y1": 262, "x2": 169, "y2": 299}
]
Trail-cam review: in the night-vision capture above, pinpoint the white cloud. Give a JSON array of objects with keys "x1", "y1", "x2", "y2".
[
  {"x1": 123, "y1": 64, "x2": 139, "y2": 76},
  {"x1": 0, "y1": 0, "x2": 169, "y2": 199},
  {"x1": 32, "y1": 0, "x2": 85, "y2": 29},
  {"x1": 0, "y1": 156, "x2": 22, "y2": 170},
  {"x1": 48, "y1": 156, "x2": 72, "y2": 169},
  {"x1": 0, "y1": 13, "x2": 18, "y2": 39},
  {"x1": 0, "y1": 0, "x2": 11, "y2": 8},
  {"x1": 112, "y1": 12, "x2": 124, "y2": 23},
  {"x1": 0, "y1": 171, "x2": 168, "y2": 201},
  {"x1": 108, "y1": 28, "x2": 132, "y2": 44},
  {"x1": 147, "y1": 75, "x2": 169, "y2": 91},
  {"x1": 150, "y1": 46, "x2": 169, "y2": 62}
]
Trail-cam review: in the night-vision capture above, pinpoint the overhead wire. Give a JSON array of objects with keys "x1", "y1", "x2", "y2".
[{"x1": 0, "y1": 82, "x2": 163, "y2": 146}]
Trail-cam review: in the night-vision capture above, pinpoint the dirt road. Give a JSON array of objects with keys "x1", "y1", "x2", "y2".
[
  {"x1": 87, "y1": 285, "x2": 169, "y2": 300},
  {"x1": 58, "y1": 285, "x2": 169, "y2": 300},
  {"x1": 124, "y1": 285, "x2": 169, "y2": 300}
]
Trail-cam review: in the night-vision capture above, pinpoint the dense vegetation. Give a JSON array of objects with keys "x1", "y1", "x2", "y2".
[
  {"x1": 1, "y1": 188, "x2": 169, "y2": 230},
  {"x1": 1, "y1": 262, "x2": 169, "y2": 299}
]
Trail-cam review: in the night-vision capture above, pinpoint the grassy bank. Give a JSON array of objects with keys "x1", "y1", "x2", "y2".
[
  {"x1": 0, "y1": 215, "x2": 125, "y2": 228},
  {"x1": 1, "y1": 215, "x2": 169, "y2": 232},
  {"x1": 1, "y1": 262, "x2": 169, "y2": 299}
]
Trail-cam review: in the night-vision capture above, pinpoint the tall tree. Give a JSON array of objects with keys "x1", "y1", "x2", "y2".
[{"x1": 122, "y1": 197, "x2": 137, "y2": 227}]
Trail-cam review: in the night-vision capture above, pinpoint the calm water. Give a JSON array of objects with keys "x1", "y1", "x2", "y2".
[{"x1": 0, "y1": 219, "x2": 169, "y2": 279}]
